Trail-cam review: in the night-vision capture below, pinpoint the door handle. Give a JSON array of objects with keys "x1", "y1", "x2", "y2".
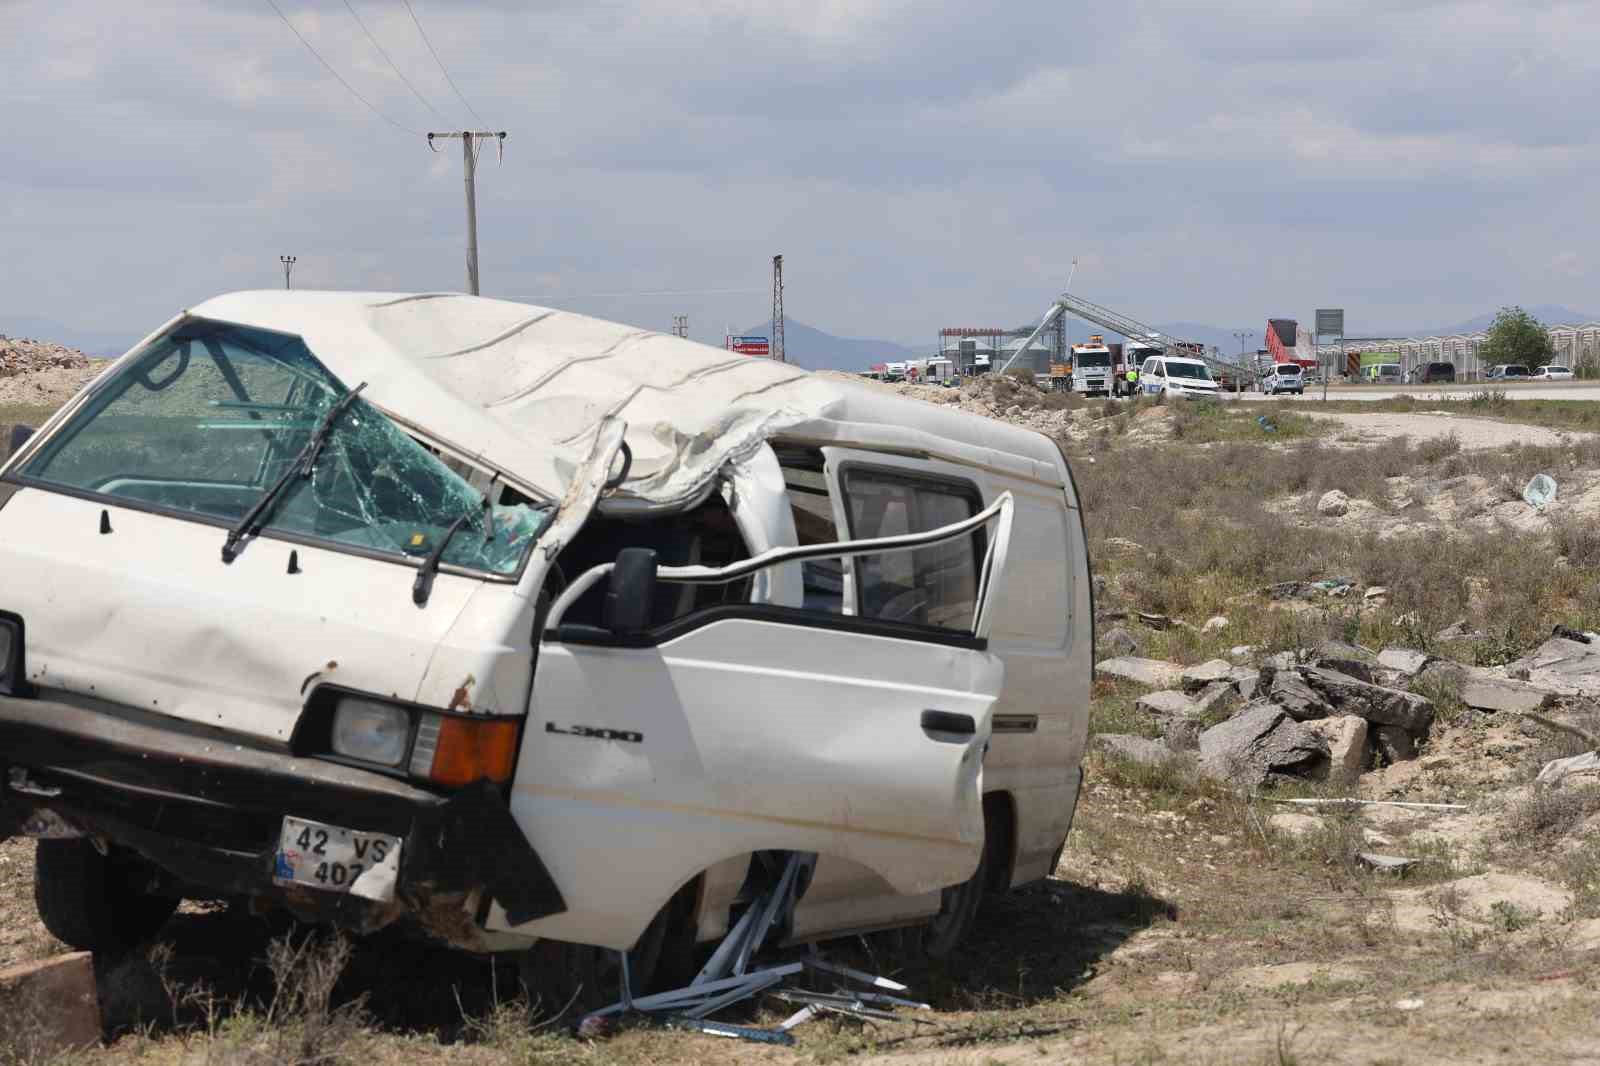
[{"x1": 921, "y1": 710, "x2": 976, "y2": 738}]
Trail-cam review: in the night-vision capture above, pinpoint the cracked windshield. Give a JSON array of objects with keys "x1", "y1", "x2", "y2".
[{"x1": 18, "y1": 319, "x2": 549, "y2": 575}]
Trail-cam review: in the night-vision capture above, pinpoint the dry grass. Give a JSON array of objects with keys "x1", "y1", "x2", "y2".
[{"x1": 1075, "y1": 432, "x2": 1600, "y2": 663}]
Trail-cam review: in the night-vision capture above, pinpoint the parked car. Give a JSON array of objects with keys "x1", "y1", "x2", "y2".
[
  {"x1": 1139, "y1": 355, "x2": 1222, "y2": 398},
  {"x1": 1362, "y1": 363, "x2": 1402, "y2": 385},
  {"x1": 1533, "y1": 365, "x2": 1574, "y2": 381},
  {"x1": 1260, "y1": 362, "x2": 1305, "y2": 395},
  {"x1": 1488, "y1": 364, "x2": 1531, "y2": 381},
  {"x1": 1407, "y1": 362, "x2": 1456, "y2": 384},
  {"x1": 0, "y1": 290, "x2": 1092, "y2": 1004}
]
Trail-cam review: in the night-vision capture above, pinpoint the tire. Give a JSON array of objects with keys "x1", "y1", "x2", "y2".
[
  {"x1": 919, "y1": 802, "x2": 1004, "y2": 960},
  {"x1": 34, "y1": 839, "x2": 178, "y2": 953},
  {"x1": 517, "y1": 903, "x2": 671, "y2": 1021}
]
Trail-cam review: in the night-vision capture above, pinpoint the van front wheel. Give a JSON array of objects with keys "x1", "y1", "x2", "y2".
[
  {"x1": 34, "y1": 838, "x2": 178, "y2": 953},
  {"x1": 517, "y1": 906, "x2": 670, "y2": 1022}
]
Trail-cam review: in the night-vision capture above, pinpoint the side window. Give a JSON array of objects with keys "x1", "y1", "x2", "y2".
[
  {"x1": 1155, "y1": 361, "x2": 1167, "y2": 378},
  {"x1": 841, "y1": 467, "x2": 984, "y2": 630},
  {"x1": 780, "y1": 461, "x2": 847, "y2": 613}
]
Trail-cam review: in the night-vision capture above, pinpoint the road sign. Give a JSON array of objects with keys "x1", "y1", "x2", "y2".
[{"x1": 1316, "y1": 309, "x2": 1344, "y2": 335}]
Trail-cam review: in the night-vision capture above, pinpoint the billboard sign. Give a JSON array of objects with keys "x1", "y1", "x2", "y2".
[
  {"x1": 1315, "y1": 309, "x2": 1344, "y2": 336},
  {"x1": 729, "y1": 335, "x2": 770, "y2": 356}
]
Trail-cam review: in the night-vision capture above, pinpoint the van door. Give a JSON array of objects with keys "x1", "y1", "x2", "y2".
[{"x1": 493, "y1": 491, "x2": 1015, "y2": 951}]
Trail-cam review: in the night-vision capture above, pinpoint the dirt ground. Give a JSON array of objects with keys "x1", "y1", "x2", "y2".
[{"x1": 1305, "y1": 409, "x2": 1589, "y2": 450}]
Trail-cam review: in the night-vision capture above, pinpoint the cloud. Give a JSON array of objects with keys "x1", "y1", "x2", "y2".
[{"x1": 2, "y1": 0, "x2": 1599, "y2": 351}]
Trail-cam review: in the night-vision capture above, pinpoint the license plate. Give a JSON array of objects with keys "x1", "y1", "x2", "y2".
[{"x1": 273, "y1": 816, "x2": 403, "y2": 901}]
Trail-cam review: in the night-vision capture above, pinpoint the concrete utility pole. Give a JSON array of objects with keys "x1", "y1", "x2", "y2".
[
  {"x1": 280, "y1": 255, "x2": 297, "y2": 290},
  {"x1": 771, "y1": 255, "x2": 785, "y2": 363},
  {"x1": 426, "y1": 131, "x2": 507, "y2": 295}
]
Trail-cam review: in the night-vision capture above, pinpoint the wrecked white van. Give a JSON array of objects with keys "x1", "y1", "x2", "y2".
[{"x1": 0, "y1": 291, "x2": 1090, "y2": 1001}]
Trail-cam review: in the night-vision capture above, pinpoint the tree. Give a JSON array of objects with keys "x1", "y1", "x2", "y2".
[{"x1": 1480, "y1": 305, "x2": 1555, "y2": 367}]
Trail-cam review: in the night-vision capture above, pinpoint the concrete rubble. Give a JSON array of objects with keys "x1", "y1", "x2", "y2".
[
  {"x1": 1096, "y1": 656, "x2": 1186, "y2": 689},
  {"x1": 1097, "y1": 642, "x2": 1465, "y2": 787},
  {"x1": 1198, "y1": 704, "x2": 1328, "y2": 786},
  {"x1": 1092, "y1": 734, "x2": 1175, "y2": 766},
  {"x1": 0, "y1": 335, "x2": 92, "y2": 377}
]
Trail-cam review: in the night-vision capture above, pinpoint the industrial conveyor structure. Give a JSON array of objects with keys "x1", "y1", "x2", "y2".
[{"x1": 1000, "y1": 290, "x2": 1249, "y2": 384}]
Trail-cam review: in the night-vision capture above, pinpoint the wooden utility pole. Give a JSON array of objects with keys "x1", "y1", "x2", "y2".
[{"x1": 426, "y1": 131, "x2": 507, "y2": 295}]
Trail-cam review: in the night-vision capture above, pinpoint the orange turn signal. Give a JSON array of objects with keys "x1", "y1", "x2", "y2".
[{"x1": 425, "y1": 716, "x2": 520, "y2": 787}]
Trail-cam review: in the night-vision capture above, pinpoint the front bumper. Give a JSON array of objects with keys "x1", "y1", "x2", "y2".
[{"x1": 0, "y1": 690, "x2": 564, "y2": 935}]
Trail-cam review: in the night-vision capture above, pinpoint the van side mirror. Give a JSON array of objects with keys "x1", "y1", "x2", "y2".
[
  {"x1": 604, "y1": 548, "x2": 658, "y2": 636},
  {"x1": 7, "y1": 424, "x2": 35, "y2": 455}
]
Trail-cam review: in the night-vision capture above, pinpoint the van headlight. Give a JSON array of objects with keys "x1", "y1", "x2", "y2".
[{"x1": 331, "y1": 697, "x2": 411, "y2": 767}]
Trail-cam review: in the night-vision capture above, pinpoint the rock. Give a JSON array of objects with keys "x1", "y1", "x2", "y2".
[
  {"x1": 1138, "y1": 611, "x2": 1172, "y2": 630},
  {"x1": 1358, "y1": 852, "x2": 1418, "y2": 874},
  {"x1": 1417, "y1": 659, "x2": 1468, "y2": 692},
  {"x1": 1364, "y1": 586, "x2": 1389, "y2": 601},
  {"x1": 1262, "y1": 650, "x2": 1300, "y2": 673},
  {"x1": 1264, "y1": 581, "x2": 1319, "y2": 601},
  {"x1": 1136, "y1": 690, "x2": 1198, "y2": 718},
  {"x1": 1230, "y1": 667, "x2": 1262, "y2": 701},
  {"x1": 1373, "y1": 725, "x2": 1418, "y2": 762},
  {"x1": 1317, "y1": 490, "x2": 1350, "y2": 517},
  {"x1": 1314, "y1": 657, "x2": 1376, "y2": 684},
  {"x1": 1092, "y1": 574, "x2": 1108, "y2": 598},
  {"x1": 1102, "y1": 537, "x2": 1145, "y2": 556},
  {"x1": 1164, "y1": 719, "x2": 1203, "y2": 753},
  {"x1": 1536, "y1": 751, "x2": 1600, "y2": 786},
  {"x1": 0, "y1": 952, "x2": 101, "y2": 1055},
  {"x1": 1377, "y1": 648, "x2": 1432, "y2": 678},
  {"x1": 1299, "y1": 666, "x2": 1435, "y2": 734},
  {"x1": 1202, "y1": 615, "x2": 1230, "y2": 632},
  {"x1": 1180, "y1": 659, "x2": 1235, "y2": 691},
  {"x1": 1192, "y1": 681, "x2": 1236, "y2": 718},
  {"x1": 1093, "y1": 734, "x2": 1175, "y2": 766},
  {"x1": 1305, "y1": 715, "x2": 1369, "y2": 785},
  {"x1": 1435, "y1": 619, "x2": 1481, "y2": 642},
  {"x1": 1229, "y1": 645, "x2": 1256, "y2": 662},
  {"x1": 1507, "y1": 637, "x2": 1600, "y2": 698},
  {"x1": 1095, "y1": 656, "x2": 1185, "y2": 689},
  {"x1": 1458, "y1": 676, "x2": 1556, "y2": 715},
  {"x1": 1315, "y1": 640, "x2": 1377, "y2": 664},
  {"x1": 1267, "y1": 812, "x2": 1322, "y2": 838},
  {"x1": 1100, "y1": 626, "x2": 1140, "y2": 657},
  {"x1": 1199, "y1": 703, "x2": 1329, "y2": 786},
  {"x1": 1268, "y1": 669, "x2": 1334, "y2": 721}
]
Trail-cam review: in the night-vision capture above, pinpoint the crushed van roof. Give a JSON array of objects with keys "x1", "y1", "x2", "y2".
[{"x1": 179, "y1": 292, "x2": 1069, "y2": 510}]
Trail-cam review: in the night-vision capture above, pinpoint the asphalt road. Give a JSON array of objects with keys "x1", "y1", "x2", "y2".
[{"x1": 1230, "y1": 382, "x2": 1600, "y2": 403}]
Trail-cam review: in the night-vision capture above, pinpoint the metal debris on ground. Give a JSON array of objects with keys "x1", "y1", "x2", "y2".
[
  {"x1": 1266, "y1": 797, "x2": 1470, "y2": 812},
  {"x1": 579, "y1": 851, "x2": 932, "y2": 1045}
]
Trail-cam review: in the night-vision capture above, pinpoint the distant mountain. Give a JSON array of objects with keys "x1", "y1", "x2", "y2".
[
  {"x1": 738, "y1": 317, "x2": 920, "y2": 371},
  {"x1": 1432, "y1": 305, "x2": 1600, "y2": 335}
]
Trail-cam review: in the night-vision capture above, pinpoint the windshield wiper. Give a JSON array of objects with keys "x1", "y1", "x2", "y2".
[
  {"x1": 220, "y1": 382, "x2": 368, "y2": 564},
  {"x1": 412, "y1": 496, "x2": 492, "y2": 607}
]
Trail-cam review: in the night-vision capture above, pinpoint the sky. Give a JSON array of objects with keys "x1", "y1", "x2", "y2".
[{"x1": 3, "y1": 0, "x2": 1598, "y2": 354}]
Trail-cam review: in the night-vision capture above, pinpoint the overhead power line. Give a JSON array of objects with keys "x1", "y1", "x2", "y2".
[
  {"x1": 400, "y1": 0, "x2": 487, "y2": 126},
  {"x1": 265, "y1": 0, "x2": 422, "y2": 135},
  {"x1": 341, "y1": 0, "x2": 449, "y2": 124}
]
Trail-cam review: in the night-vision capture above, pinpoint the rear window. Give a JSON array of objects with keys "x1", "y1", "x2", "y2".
[{"x1": 1277, "y1": 364, "x2": 1301, "y2": 375}]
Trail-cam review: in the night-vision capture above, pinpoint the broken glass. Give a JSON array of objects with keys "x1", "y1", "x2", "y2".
[{"x1": 19, "y1": 319, "x2": 550, "y2": 577}]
